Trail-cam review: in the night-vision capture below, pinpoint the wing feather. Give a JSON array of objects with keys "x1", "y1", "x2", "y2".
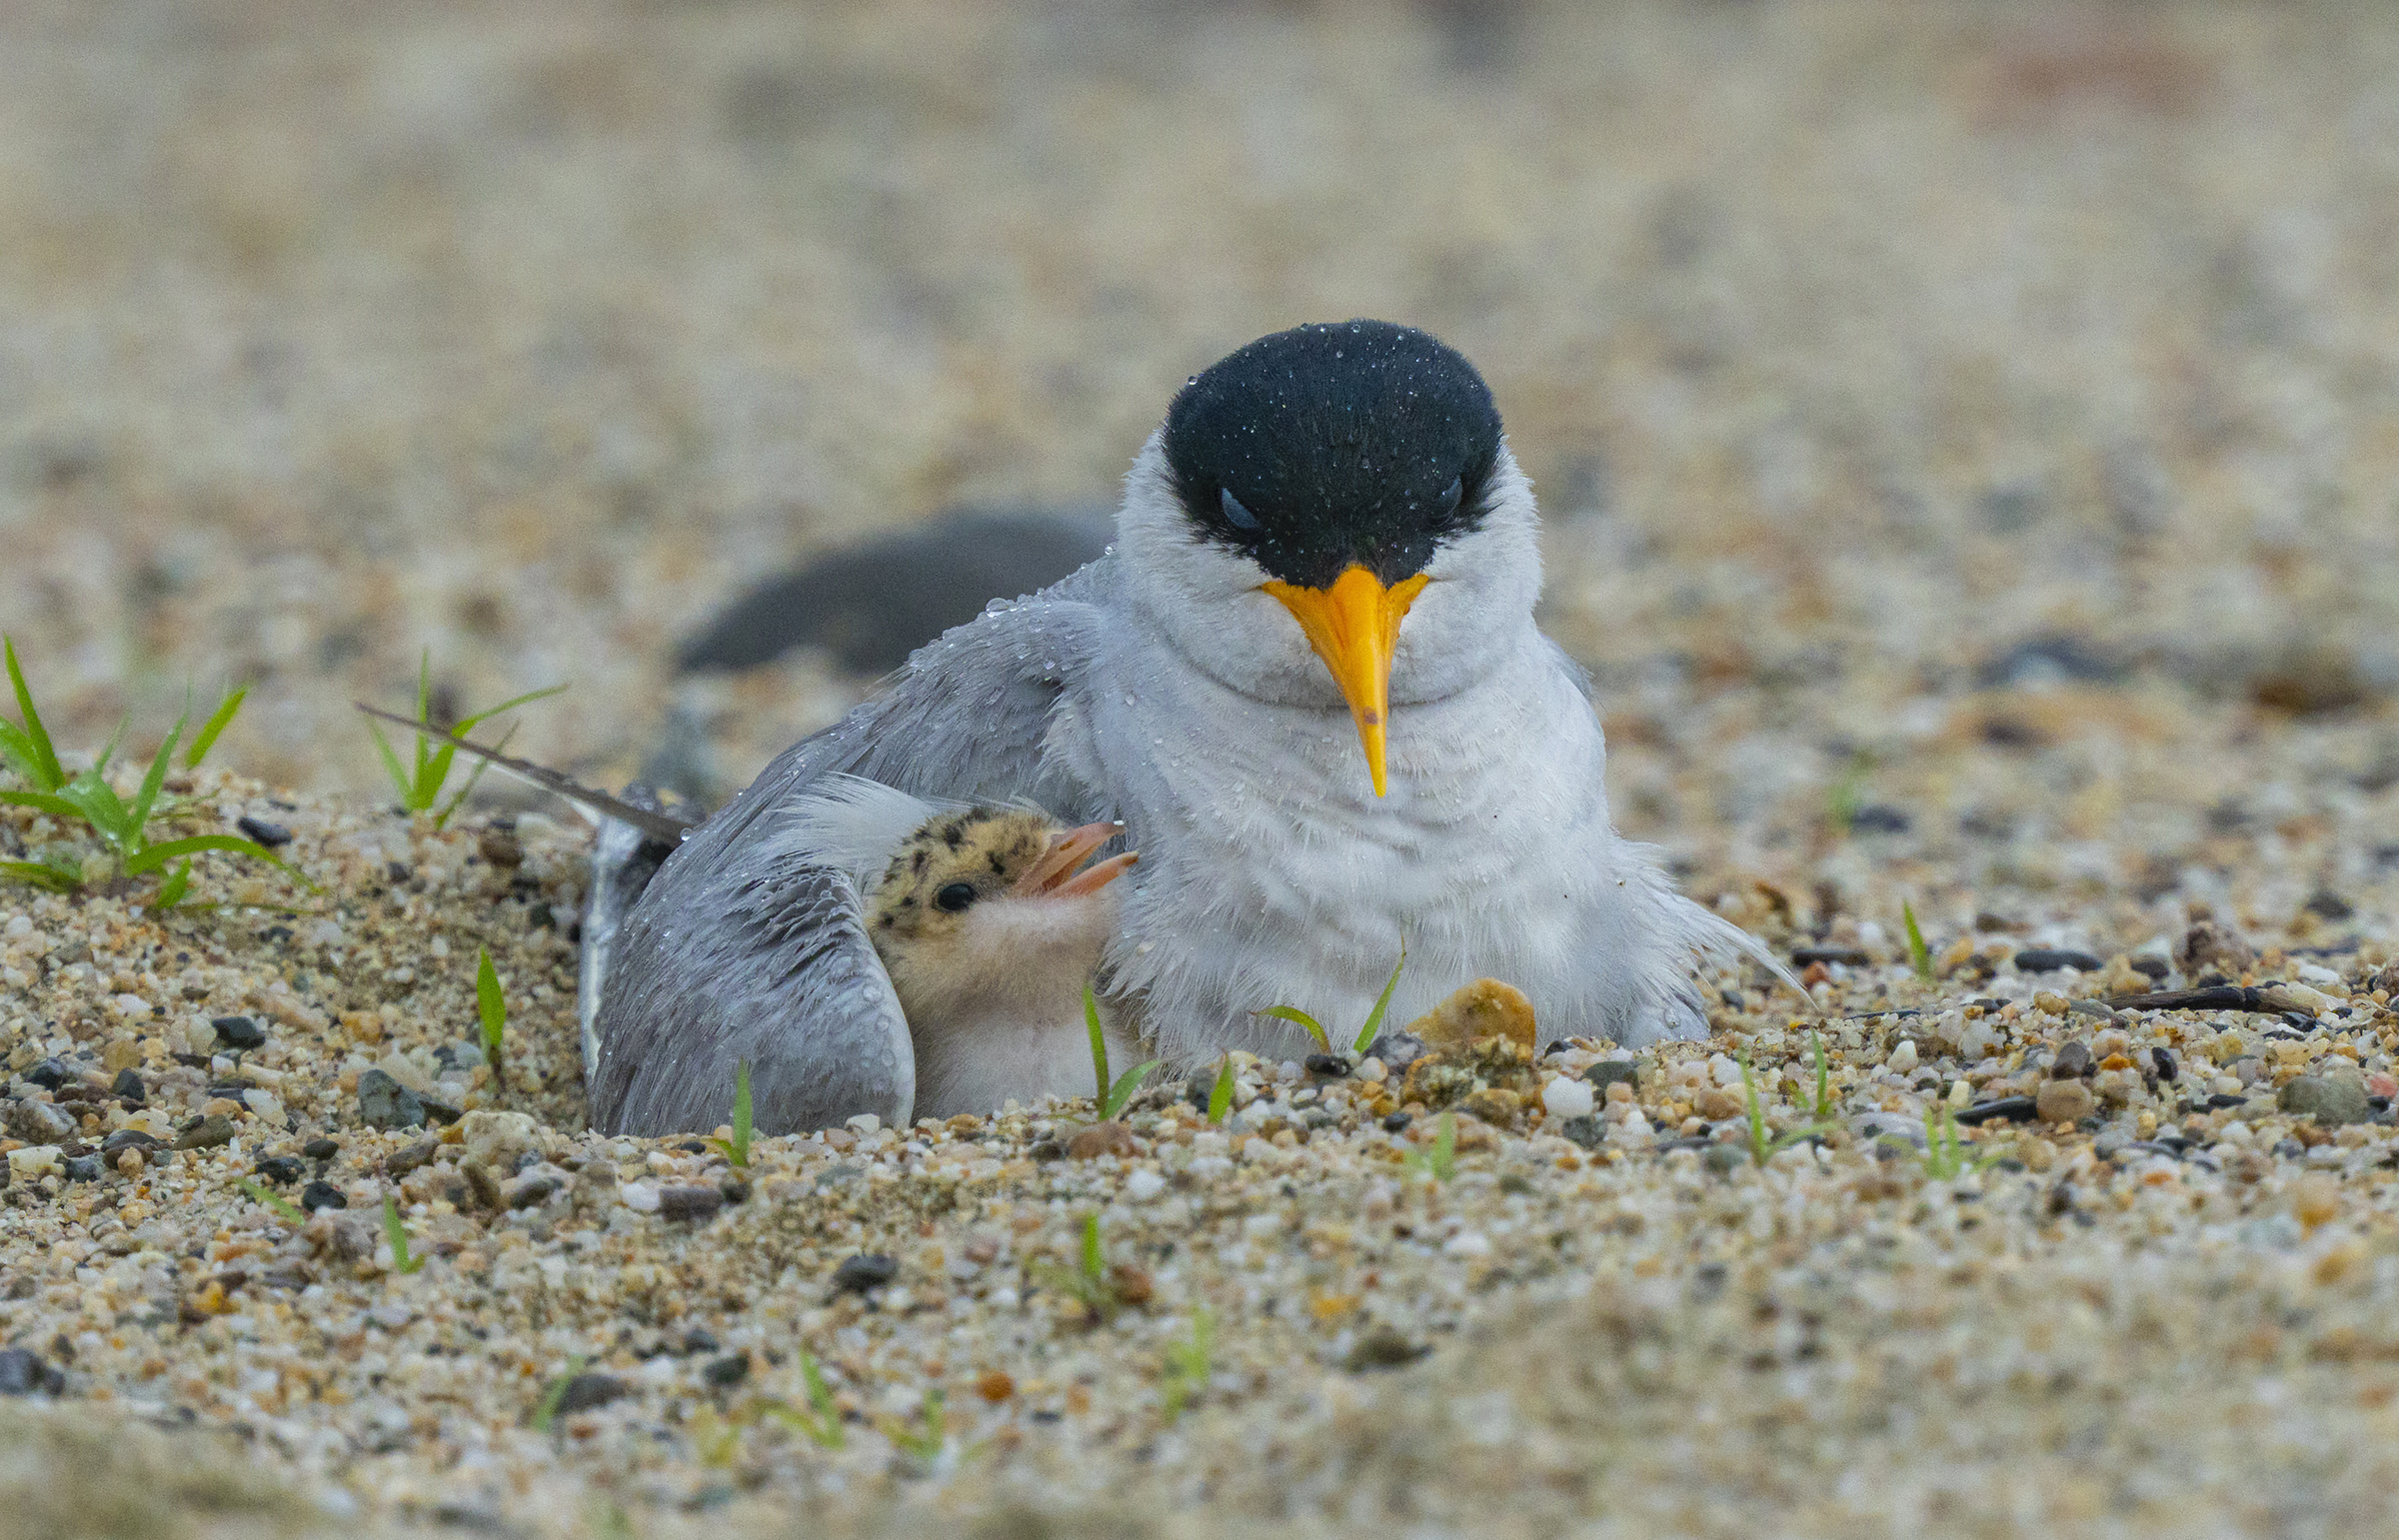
[{"x1": 587, "y1": 562, "x2": 1114, "y2": 1135}]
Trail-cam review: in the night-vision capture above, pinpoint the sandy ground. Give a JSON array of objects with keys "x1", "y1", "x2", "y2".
[{"x1": 6, "y1": 1, "x2": 2399, "y2": 1536}]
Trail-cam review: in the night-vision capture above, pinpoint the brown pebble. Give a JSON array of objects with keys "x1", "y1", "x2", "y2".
[
  {"x1": 1065, "y1": 1121, "x2": 1139, "y2": 1160},
  {"x1": 477, "y1": 828, "x2": 524, "y2": 867},
  {"x1": 386, "y1": 1137, "x2": 442, "y2": 1177},
  {"x1": 1694, "y1": 1087, "x2": 1745, "y2": 1121},
  {"x1": 462, "y1": 1160, "x2": 503, "y2": 1211},
  {"x1": 2051, "y1": 1041, "x2": 2093, "y2": 1079},
  {"x1": 2034, "y1": 1078, "x2": 2094, "y2": 1124},
  {"x1": 1406, "y1": 978, "x2": 1537, "y2": 1052},
  {"x1": 657, "y1": 1185, "x2": 724, "y2": 1221},
  {"x1": 975, "y1": 1370, "x2": 1016, "y2": 1402},
  {"x1": 173, "y1": 1114, "x2": 236, "y2": 1150}
]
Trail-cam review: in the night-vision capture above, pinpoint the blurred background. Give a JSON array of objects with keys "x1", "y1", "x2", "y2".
[{"x1": 4, "y1": 0, "x2": 2397, "y2": 917}]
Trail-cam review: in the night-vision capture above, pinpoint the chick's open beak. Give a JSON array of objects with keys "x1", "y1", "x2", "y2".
[
  {"x1": 1012, "y1": 820, "x2": 1139, "y2": 899},
  {"x1": 1261, "y1": 565, "x2": 1431, "y2": 797}
]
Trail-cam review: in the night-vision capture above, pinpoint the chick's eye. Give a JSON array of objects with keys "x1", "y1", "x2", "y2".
[
  {"x1": 1218, "y1": 487, "x2": 1260, "y2": 532},
  {"x1": 934, "y1": 882, "x2": 979, "y2": 912}
]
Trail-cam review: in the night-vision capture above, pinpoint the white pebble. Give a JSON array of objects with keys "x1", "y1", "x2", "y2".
[
  {"x1": 1443, "y1": 1231, "x2": 1492, "y2": 1259},
  {"x1": 1541, "y1": 1075, "x2": 1595, "y2": 1120},
  {"x1": 620, "y1": 1181, "x2": 661, "y2": 1213},
  {"x1": 1125, "y1": 1168, "x2": 1167, "y2": 1201},
  {"x1": 846, "y1": 1113, "x2": 882, "y2": 1135},
  {"x1": 1887, "y1": 1039, "x2": 1918, "y2": 1073},
  {"x1": 1709, "y1": 1054, "x2": 1742, "y2": 1087}
]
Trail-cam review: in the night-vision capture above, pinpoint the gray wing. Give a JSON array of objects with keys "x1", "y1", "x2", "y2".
[
  {"x1": 587, "y1": 560, "x2": 1116, "y2": 1136},
  {"x1": 589, "y1": 861, "x2": 915, "y2": 1136}
]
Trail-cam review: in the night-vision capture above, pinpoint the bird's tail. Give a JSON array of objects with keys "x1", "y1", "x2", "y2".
[
  {"x1": 1635, "y1": 855, "x2": 1816, "y2": 1042},
  {"x1": 579, "y1": 792, "x2": 681, "y2": 1082}
]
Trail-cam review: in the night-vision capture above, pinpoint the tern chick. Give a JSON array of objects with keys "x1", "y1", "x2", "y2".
[{"x1": 839, "y1": 791, "x2": 1140, "y2": 1118}]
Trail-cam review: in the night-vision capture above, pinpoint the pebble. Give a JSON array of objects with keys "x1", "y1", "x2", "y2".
[
  {"x1": 656, "y1": 1185, "x2": 722, "y2": 1222},
  {"x1": 1541, "y1": 1075, "x2": 1595, "y2": 1120},
  {"x1": 2035, "y1": 1078, "x2": 2096, "y2": 1124},
  {"x1": 1065, "y1": 1121, "x2": 1139, "y2": 1159},
  {"x1": 832, "y1": 1253, "x2": 900, "y2": 1294},
  {"x1": 357, "y1": 1068, "x2": 425, "y2": 1130},
  {"x1": 2013, "y1": 948, "x2": 2104, "y2": 973},
  {"x1": 174, "y1": 1113, "x2": 235, "y2": 1149},
  {"x1": 0, "y1": 1347, "x2": 60, "y2": 1397},
  {"x1": 235, "y1": 816, "x2": 293, "y2": 848},
  {"x1": 5, "y1": 1100, "x2": 75, "y2": 1143},
  {"x1": 2278, "y1": 1076, "x2": 2371, "y2": 1126},
  {"x1": 211, "y1": 1015, "x2": 268, "y2": 1049},
  {"x1": 1886, "y1": 1040, "x2": 1918, "y2": 1074},
  {"x1": 1125, "y1": 1168, "x2": 1168, "y2": 1200},
  {"x1": 551, "y1": 1374, "x2": 629, "y2": 1417}
]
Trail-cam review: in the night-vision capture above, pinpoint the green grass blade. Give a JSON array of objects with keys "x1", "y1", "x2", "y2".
[
  {"x1": 90, "y1": 716, "x2": 126, "y2": 778},
  {"x1": 0, "y1": 788, "x2": 88, "y2": 821},
  {"x1": 531, "y1": 1356, "x2": 588, "y2": 1433},
  {"x1": 1080, "y1": 1212, "x2": 1104, "y2": 1282},
  {"x1": 151, "y1": 858, "x2": 193, "y2": 909},
  {"x1": 383, "y1": 1193, "x2": 423, "y2": 1274},
  {"x1": 1812, "y1": 1029, "x2": 1833, "y2": 1120},
  {"x1": 1739, "y1": 1053, "x2": 1768, "y2": 1165},
  {"x1": 123, "y1": 832, "x2": 318, "y2": 890},
  {"x1": 128, "y1": 711, "x2": 189, "y2": 836},
  {"x1": 452, "y1": 682, "x2": 569, "y2": 736},
  {"x1": 59, "y1": 770, "x2": 135, "y2": 847},
  {"x1": 1903, "y1": 901, "x2": 1934, "y2": 984},
  {"x1": 1102, "y1": 1059, "x2": 1163, "y2": 1120},
  {"x1": 365, "y1": 722, "x2": 417, "y2": 806},
  {"x1": 1205, "y1": 1056, "x2": 1234, "y2": 1124},
  {"x1": 0, "y1": 722, "x2": 49, "y2": 787},
  {"x1": 477, "y1": 946, "x2": 508, "y2": 1070},
  {"x1": 708, "y1": 1061, "x2": 755, "y2": 1169},
  {"x1": 0, "y1": 860, "x2": 78, "y2": 892},
  {"x1": 1, "y1": 638, "x2": 64, "y2": 790},
  {"x1": 731, "y1": 1060, "x2": 752, "y2": 1164},
  {"x1": 1084, "y1": 980, "x2": 1111, "y2": 1103},
  {"x1": 186, "y1": 686, "x2": 247, "y2": 769},
  {"x1": 1352, "y1": 944, "x2": 1407, "y2": 1054},
  {"x1": 1256, "y1": 1005, "x2": 1330, "y2": 1051},
  {"x1": 236, "y1": 1176, "x2": 307, "y2": 1225}
]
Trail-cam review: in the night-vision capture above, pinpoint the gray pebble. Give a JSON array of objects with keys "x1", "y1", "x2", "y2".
[
  {"x1": 1557, "y1": 1114, "x2": 1607, "y2": 1150},
  {"x1": 357, "y1": 1068, "x2": 425, "y2": 1130},
  {"x1": 2279, "y1": 1075, "x2": 2370, "y2": 1126},
  {"x1": 0, "y1": 1346, "x2": 61, "y2": 1396},
  {"x1": 1703, "y1": 1143, "x2": 1750, "y2": 1174},
  {"x1": 5, "y1": 1100, "x2": 76, "y2": 1143},
  {"x1": 656, "y1": 1185, "x2": 723, "y2": 1222},
  {"x1": 831, "y1": 1253, "x2": 898, "y2": 1294}
]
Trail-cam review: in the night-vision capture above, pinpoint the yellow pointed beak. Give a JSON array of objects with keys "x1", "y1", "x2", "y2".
[{"x1": 1261, "y1": 565, "x2": 1430, "y2": 796}]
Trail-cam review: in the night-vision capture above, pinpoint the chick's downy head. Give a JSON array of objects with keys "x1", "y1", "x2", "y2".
[{"x1": 868, "y1": 808, "x2": 1134, "y2": 1024}]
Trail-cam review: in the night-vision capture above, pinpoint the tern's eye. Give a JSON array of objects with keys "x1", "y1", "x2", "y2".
[
  {"x1": 1219, "y1": 487, "x2": 1260, "y2": 532},
  {"x1": 934, "y1": 881, "x2": 979, "y2": 913}
]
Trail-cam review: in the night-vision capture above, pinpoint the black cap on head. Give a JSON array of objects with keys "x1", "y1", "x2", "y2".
[{"x1": 1162, "y1": 320, "x2": 1504, "y2": 589}]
